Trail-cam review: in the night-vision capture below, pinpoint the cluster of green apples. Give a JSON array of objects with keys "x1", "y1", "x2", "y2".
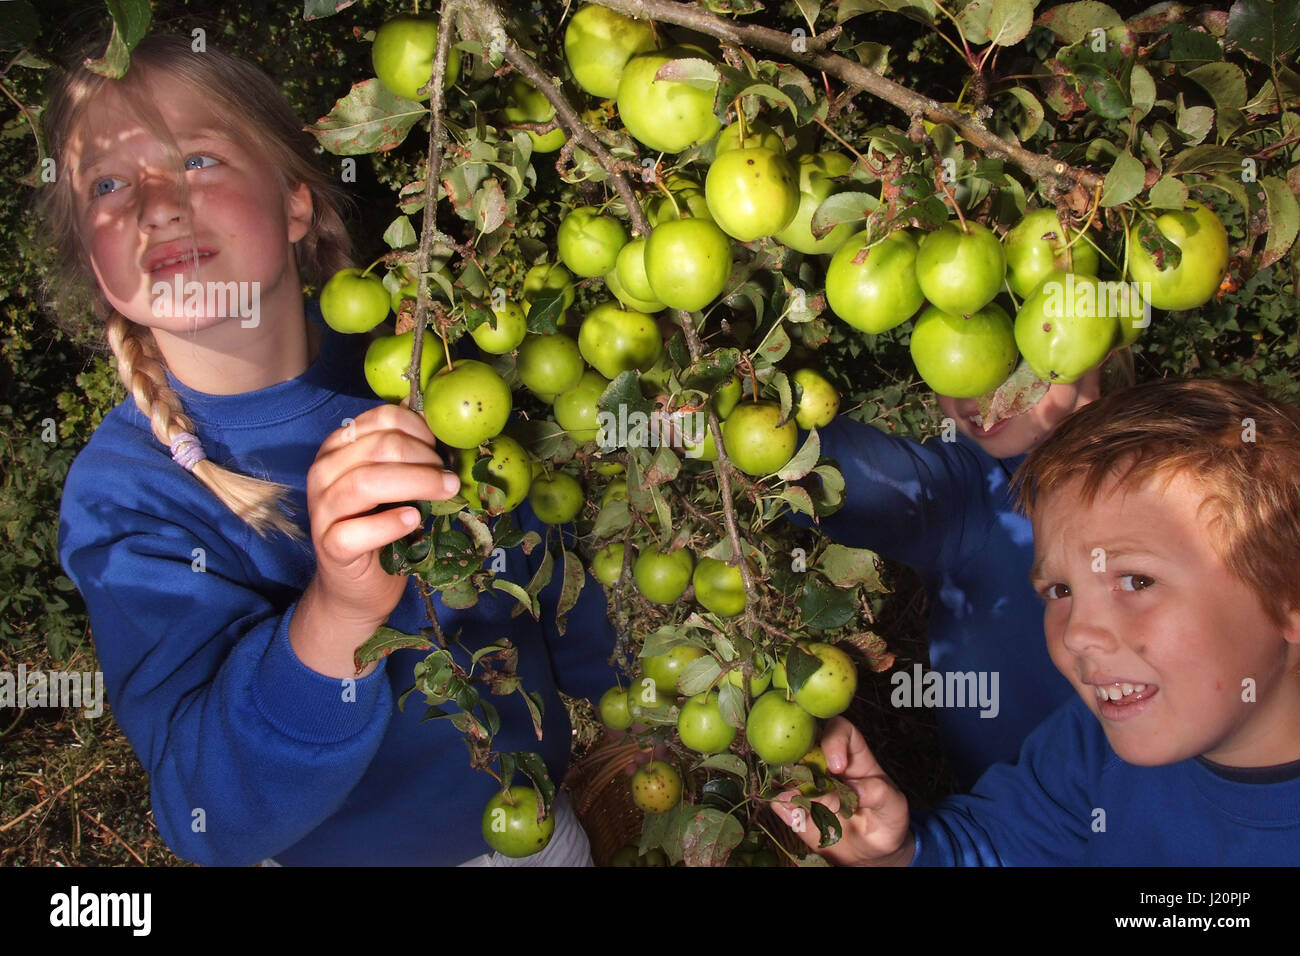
[{"x1": 598, "y1": 638, "x2": 857, "y2": 814}]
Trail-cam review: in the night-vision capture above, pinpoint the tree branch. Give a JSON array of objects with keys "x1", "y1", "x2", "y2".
[{"x1": 587, "y1": 0, "x2": 1102, "y2": 194}]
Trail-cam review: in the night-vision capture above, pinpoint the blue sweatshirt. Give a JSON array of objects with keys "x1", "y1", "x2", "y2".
[
  {"x1": 816, "y1": 415, "x2": 1074, "y2": 788},
  {"x1": 910, "y1": 695, "x2": 1300, "y2": 865},
  {"x1": 58, "y1": 302, "x2": 618, "y2": 866}
]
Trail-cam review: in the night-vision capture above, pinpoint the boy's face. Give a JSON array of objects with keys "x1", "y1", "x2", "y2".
[
  {"x1": 1031, "y1": 471, "x2": 1300, "y2": 768},
  {"x1": 936, "y1": 369, "x2": 1101, "y2": 460}
]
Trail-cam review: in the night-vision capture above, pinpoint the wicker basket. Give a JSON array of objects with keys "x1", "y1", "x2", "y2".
[{"x1": 564, "y1": 733, "x2": 816, "y2": 867}]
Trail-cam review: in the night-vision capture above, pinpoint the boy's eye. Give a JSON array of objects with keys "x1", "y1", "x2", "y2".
[
  {"x1": 1043, "y1": 583, "x2": 1071, "y2": 600},
  {"x1": 184, "y1": 154, "x2": 220, "y2": 171},
  {"x1": 1119, "y1": 574, "x2": 1154, "y2": 592}
]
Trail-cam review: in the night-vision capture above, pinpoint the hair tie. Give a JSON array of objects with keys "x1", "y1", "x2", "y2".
[{"x1": 170, "y1": 432, "x2": 207, "y2": 472}]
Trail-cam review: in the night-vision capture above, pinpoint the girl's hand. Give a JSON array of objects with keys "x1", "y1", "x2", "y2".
[
  {"x1": 771, "y1": 716, "x2": 914, "y2": 866},
  {"x1": 292, "y1": 405, "x2": 459, "y2": 678}
]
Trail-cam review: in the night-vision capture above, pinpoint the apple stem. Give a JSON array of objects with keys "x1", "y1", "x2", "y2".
[
  {"x1": 1056, "y1": 185, "x2": 1104, "y2": 271},
  {"x1": 358, "y1": 257, "x2": 385, "y2": 280},
  {"x1": 439, "y1": 329, "x2": 455, "y2": 372},
  {"x1": 654, "y1": 178, "x2": 683, "y2": 220},
  {"x1": 733, "y1": 96, "x2": 748, "y2": 146}
]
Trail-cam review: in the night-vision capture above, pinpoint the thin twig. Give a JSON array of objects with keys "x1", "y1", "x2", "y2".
[
  {"x1": 0, "y1": 760, "x2": 107, "y2": 834},
  {"x1": 79, "y1": 810, "x2": 147, "y2": 865}
]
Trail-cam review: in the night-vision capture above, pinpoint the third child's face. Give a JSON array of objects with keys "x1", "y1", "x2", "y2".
[
  {"x1": 1031, "y1": 473, "x2": 1300, "y2": 768},
  {"x1": 936, "y1": 370, "x2": 1102, "y2": 459},
  {"x1": 67, "y1": 76, "x2": 310, "y2": 331}
]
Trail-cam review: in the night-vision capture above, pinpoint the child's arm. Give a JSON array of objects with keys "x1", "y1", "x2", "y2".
[
  {"x1": 807, "y1": 415, "x2": 987, "y2": 571},
  {"x1": 772, "y1": 716, "x2": 916, "y2": 866},
  {"x1": 59, "y1": 405, "x2": 460, "y2": 866}
]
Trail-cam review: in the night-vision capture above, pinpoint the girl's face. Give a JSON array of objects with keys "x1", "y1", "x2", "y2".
[
  {"x1": 936, "y1": 367, "x2": 1103, "y2": 459},
  {"x1": 66, "y1": 75, "x2": 312, "y2": 334}
]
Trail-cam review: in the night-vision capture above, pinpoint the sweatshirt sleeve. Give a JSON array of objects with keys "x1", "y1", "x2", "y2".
[
  {"x1": 813, "y1": 415, "x2": 987, "y2": 572},
  {"x1": 908, "y1": 696, "x2": 1101, "y2": 866},
  {"x1": 58, "y1": 455, "x2": 394, "y2": 867}
]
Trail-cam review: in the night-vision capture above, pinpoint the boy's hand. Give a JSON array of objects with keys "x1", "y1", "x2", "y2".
[{"x1": 771, "y1": 716, "x2": 915, "y2": 866}]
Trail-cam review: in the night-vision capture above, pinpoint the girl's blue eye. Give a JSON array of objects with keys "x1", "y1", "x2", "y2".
[
  {"x1": 93, "y1": 177, "x2": 125, "y2": 197},
  {"x1": 1043, "y1": 583, "x2": 1071, "y2": 600},
  {"x1": 1119, "y1": 574, "x2": 1154, "y2": 592},
  {"x1": 184, "y1": 154, "x2": 219, "y2": 171}
]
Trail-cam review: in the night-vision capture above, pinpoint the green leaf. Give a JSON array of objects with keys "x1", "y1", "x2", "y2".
[
  {"x1": 784, "y1": 645, "x2": 821, "y2": 695},
  {"x1": 997, "y1": 87, "x2": 1045, "y2": 141},
  {"x1": 354, "y1": 626, "x2": 433, "y2": 669},
  {"x1": 642, "y1": 625, "x2": 698, "y2": 658},
  {"x1": 303, "y1": 0, "x2": 359, "y2": 19},
  {"x1": 555, "y1": 549, "x2": 586, "y2": 634},
  {"x1": 0, "y1": 1, "x2": 41, "y2": 50},
  {"x1": 1259, "y1": 175, "x2": 1300, "y2": 269},
  {"x1": 654, "y1": 57, "x2": 721, "y2": 91},
  {"x1": 1034, "y1": 1, "x2": 1122, "y2": 43},
  {"x1": 519, "y1": 690, "x2": 546, "y2": 740},
  {"x1": 810, "y1": 192, "x2": 877, "y2": 238},
  {"x1": 1129, "y1": 63, "x2": 1156, "y2": 119},
  {"x1": 956, "y1": 0, "x2": 1035, "y2": 47},
  {"x1": 383, "y1": 215, "x2": 417, "y2": 250},
  {"x1": 680, "y1": 348, "x2": 740, "y2": 393},
  {"x1": 781, "y1": 484, "x2": 817, "y2": 517},
  {"x1": 597, "y1": 372, "x2": 656, "y2": 450},
  {"x1": 457, "y1": 511, "x2": 494, "y2": 558},
  {"x1": 472, "y1": 178, "x2": 508, "y2": 235},
  {"x1": 1186, "y1": 63, "x2": 1248, "y2": 111},
  {"x1": 717, "y1": 679, "x2": 747, "y2": 728},
  {"x1": 752, "y1": 322, "x2": 792, "y2": 368},
  {"x1": 591, "y1": 498, "x2": 631, "y2": 538},
  {"x1": 837, "y1": 0, "x2": 937, "y2": 24},
  {"x1": 816, "y1": 543, "x2": 882, "y2": 589},
  {"x1": 1101, "y1": 151, "x2": 1145, "y2": 207},
  {"x1": 736, "y1": 82, "x2": 799, "y2": 120},
  {"x1": 681, "y1": 807, "x2": 745, "y2": 868},
  {"x1": 810, "y1": 801, "x2": 844, "y2": 847},
  {"x1": 84, "y1": 0, "x2": 154, "y2": 78},
  {"x1": 778, "y1": 429, "x2": 821, "y2": 481},
  {"x1": 1226, "y1": 0, "x2": 1300, "y2": 62},
  {"x1": 514, "y1": 751, "x2": 557, "y2": 814},
  {"x1": 809, "y1": 463, "x2": 846, "y2": 513},
  {"x1": 1167, "y1": 145, "x2": 1246, "y2": 175},
  {"x1": 1147, "y1": 175, "x2": 1189, "y2": 210},
  {"x1": 493, "y1": 578, "x2": 539, "y2": 618},
  {"x1": 526, "y1": 289, "x2": 565, "y2": 335},
  {"x1": 696, "y1": 753, "x2": 749, "y2": 777},
  {"x1": 797, "y1": 574, "x2": 857, "y2": 629},
  {"x1": 1176, "y1": 102, "x2": 1215, "y2": 143},
  {"x1": 523, "y1": 544, "x2": 555, "y2": 602},
  {"x1": 1167, "y1": 23, "x2": 1224, "y2": 62},
  {"x1": 306, "y1": 79, "x2": 427, "y2": 156},
  {"x1": 678, "y1": 655, "x2": 724, "y2": 697}
]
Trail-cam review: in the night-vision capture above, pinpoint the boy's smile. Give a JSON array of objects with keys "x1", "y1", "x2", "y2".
[
  {"x1": 1031, "y1": 471, "x2": 1300, "y2": 769},
  {"x1": 936, "y1": 368, "x2": 1101, "y2": 460}
]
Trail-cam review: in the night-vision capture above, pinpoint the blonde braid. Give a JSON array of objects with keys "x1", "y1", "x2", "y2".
[{"x1": 105, "y1": 311, "x2": 307, "y2": 543}]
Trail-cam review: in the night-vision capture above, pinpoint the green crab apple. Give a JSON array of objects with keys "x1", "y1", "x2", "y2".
[
  {"x1": 646, "y1": 174, "x2": 714, "y2": 225},
  {"x1": 528, "y1": 471, "x2": 583, "y2": 524},
  {"x1": 705, "y1": 146, "x2": 800, "y2": 241},
  {"x1": 916, "y1": 221, "x2": 1006, "y2": 317},
  {"x1": 692, "y1": 557, "x2": 746, "y2": 618},
  {"x1": 1126, "y1": 200, "x2": 1229, "y2": 312},
  {"x1": 605, "y1": 264, "x2": 665, "y2": 314},
  {"x1": 363, "y1": 330, "x2": 444, "y2": 402},
  {"x1": 1003, "y1": 208, "x2": 1100, "y2": 298},
  {"x1": 824, "y1": 229, "x2": 924, "y2": 334},
  {"x1": 677, "y1": 692, "x2": 737, "y2": 754},
  {"x1": 371, "y1": 15, "x2": 461, "y2": 101},
  {"x1": 522, "y1": 263, "x2": 576, "y2": 320},
  {"x1": 644, "y1": 217, "x2": 732, "y2": 312},
  {"x1": 774, "y1": 151, "x2": 857, "y2": 255},
  {"x1": 469, "y1": 300, "x2": 528, "y2": 354},
  {"x1": 791, "y1": 368, "x2": 839, "y2": 429},
  {"x1": 722, "y1": 402, "x2": 798, "y2": 477},
  {"x1": 320, "y1": 268, "x2": 390, "y2": 334},
  {"x1": 503, "y1": 76, "x2": 564, "y2": 153},
  {"x1": 557, "y1": 206, "x2": 628, "y2": 278},
  {"x1": 791, "y1": 642, "x2": 858, "y2": 719},
  {"x1": 578, "y1": 301, "x2": 663, "y2": 380},
  {"x1": 591, "y1": 543, "x2": 626, "y2": 586},
  {"x1": 515, "y1": 333, "x2": 585, "y2": 400},
  {"x1": 909, "y1": 303, "x2": 1018, "y2": 399},
  {"x1": 726, "y1": 665, "x2": 772, "y2": 697},
  {"x1": 637, "y1": 647, "x2": 702, "y2": 691},
  {"x1": 564, "y1": 3, "x2": 658, "y2": 99},
  {"x1": 616, "y1": 46, "x2": 721, "y2": 154},
  {"x1": 598, "y1": 685, "x2": 632, "y2": 730},
  {"x1": 423, "y1": 360, "x2": 512, "y2": 449},
  {"x1": 630, "y1": 760, "x2": 683, "y2": 813},
  {"x1": 455, "y1": 435, "x2": 533, "y2": 513},
  {"x1": 1013, "y1": 273, "x2": 1122, "y2": 383},
  {"x1": 634, "y1": 548, "x2": 696, "y2": 606},
  {"x1": 714, "y1": 119, "x2": 784, "y2": 156},
  {"x1": 481, "y1": 785, "x2": 553, "y2": 858},
  {"x1": 553, "y1": 369, "x2": 611, "y2": 443},
  {"x1": 745, "y1": 691, "x2": 816, "y2": 766}
]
